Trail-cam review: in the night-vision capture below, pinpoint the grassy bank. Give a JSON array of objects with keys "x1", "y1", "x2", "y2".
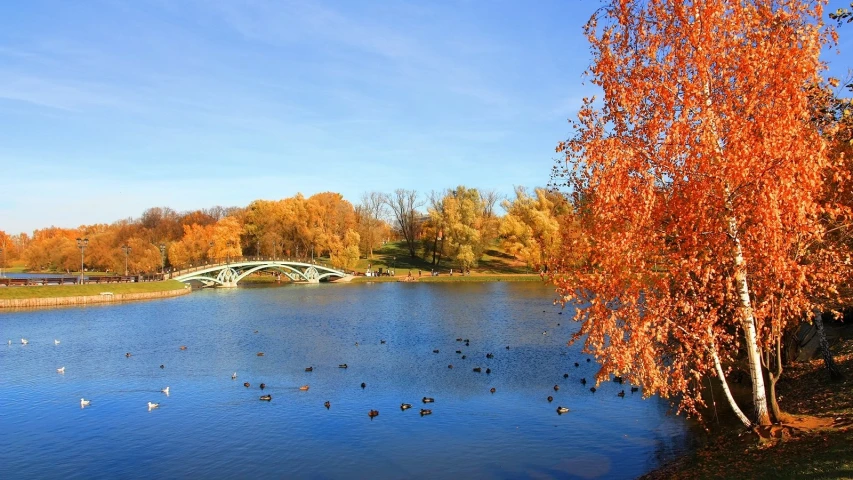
[
  {"x1": 644, "y1": 337, "x2": 853, "y2": 479},
  {"x1": 0, "y1": 280, "x2": 187, "y2": 300},
  {"x1": 349, "y1": 273, "x2": 543, "y2": 283}
]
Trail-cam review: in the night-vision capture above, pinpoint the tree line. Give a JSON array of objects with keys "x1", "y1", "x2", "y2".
[{"x1": 0, "y1": 187, "x2": 573, "y2": 274}]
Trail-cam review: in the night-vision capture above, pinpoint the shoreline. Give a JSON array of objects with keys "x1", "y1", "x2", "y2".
[{"x1": 0, "y1": 282, "x2": 191, "y2": 310}]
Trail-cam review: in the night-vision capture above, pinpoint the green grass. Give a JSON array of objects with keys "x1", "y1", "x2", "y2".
[
  {"x1": 342, "y1": 241, "x2": 532, "y2": 275},
  {"x1": 0, "y1": 280, "x2": 187, "y2": 299}
]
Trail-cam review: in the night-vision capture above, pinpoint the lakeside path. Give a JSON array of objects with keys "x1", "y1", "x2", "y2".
[{"x1": 0, "y1": 280, "x2": 190, "y2": 310}]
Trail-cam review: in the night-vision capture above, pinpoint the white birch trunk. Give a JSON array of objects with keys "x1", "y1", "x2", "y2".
[
  {"x1": 727, "y1": 211, "x2": 771, "y2": 426},
  {"x1": 711, "y1": 340, "x2": 752, "y2": 428}
]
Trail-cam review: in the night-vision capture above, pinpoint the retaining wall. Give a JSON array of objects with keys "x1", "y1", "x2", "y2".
[{"x1": 0, "y1": 287, "x2": 191, "y2": 309}]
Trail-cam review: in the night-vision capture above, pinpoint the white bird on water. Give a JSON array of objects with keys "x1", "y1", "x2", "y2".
[
  {"x1": 231, "y1": 372, "x2": 237, "y2": 379},
  {"x1": 161, "y1": 386, "x2": 169, "y2": 395},
  {"x1": 148, "y1": 401, "x2": 159, "y2": 410},
  {"x1": 80, "y1": 398, "x2": 90, "y2": 407},
  {"x1": 54, "y1": 339, "x2": 60, "y2": 345},
  {"x1": 57, "y1": 366, "x2": 65, "y2": 374},
  {"x1": 21, "y1": 338, "x2": 28, "y2": 345}
]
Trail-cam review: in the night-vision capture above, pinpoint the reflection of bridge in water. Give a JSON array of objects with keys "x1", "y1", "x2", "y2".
[{"x1": 171, "y1": 257, "x2": 352, "y2": 288}]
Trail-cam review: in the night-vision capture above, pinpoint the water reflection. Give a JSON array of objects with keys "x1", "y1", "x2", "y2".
[{"x1": 0, "y1": 282, "x2": 692, "y2": 479}]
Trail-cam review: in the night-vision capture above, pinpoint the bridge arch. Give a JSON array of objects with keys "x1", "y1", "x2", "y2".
[{"x1": 172, "y1": 259, "x2": 352, "y2": 288}]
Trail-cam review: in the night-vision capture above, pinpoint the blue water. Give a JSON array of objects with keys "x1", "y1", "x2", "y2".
[{"x1": 0, "y1": 282, "x2": 691, "y2": 479}]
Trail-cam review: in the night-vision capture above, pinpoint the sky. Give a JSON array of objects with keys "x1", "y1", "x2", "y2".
[{"x1": 1, "y1": 0, "x2": 853, "y2": 235}]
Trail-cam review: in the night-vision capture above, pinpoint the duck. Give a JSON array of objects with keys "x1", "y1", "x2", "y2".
[
  {"x1": 368, "y1": 409, "x2": 379, "y2": 418},
  {"x1": 614, "y1": 376, "x2": 623, "y2": 384},
  {"x1": 490, "y1": 387, "x2": 496, "y2": 394},
  {"x1": 355, "y1": 342, "x2": 359, "y2": 346},
  {"x1": 126, "y1": 353, "x2": 132, "y2": 358},
  {"x1": 422, "y1": 397, "x2": 434, "y2": 403},
  {"x1": 21, "y1": 338, "x2": 28, "y2": 345},
  {"x1": 547, "y1": 396, "x2": 554, "y2": 402},
  {"x1": 400, "y1": 403, "x2": 413, "y2": 410},
  {"x1": 254, "y1": 330, "x2": 258, "y2": 333},
  {"x1": 260, "y1": 383, "x2": 266, "y2": 390},
  {"x1": 486, "y1": 368, "x2": 491, "y2": 374},
  {"x1": 587, "y1": 358, "x2": 591, "y2": 362},
  {"x1": 257, "y1": 352, "x2": 264, "y2": 357},
  {"x1": 57, "y1": 366, "x2": 65, "y2": 374},
  {"x1": 420, "y1": 409, "x2": 432, "y2": 416},
  {"x1": 54, "y1": 339, "x2": 60, "y2": 345},
  {"x1": 80, "y1": 398, "x2": 90, "y2": 407},
  {"x1": 162, "y1": 386, "x2": 170, "y2": 395},
  {"x1": 574, "y1": 362, "x2": 579, "y2": 367},
  {"x1": 324, "y1": 401, "x2": 331, "y2": 409},
  {"x1": 563, "y1": 373, "x2": 569, "y2": 379},
  {"x1": 433, "y1": 349, "x2": 440, "y2": 353},
  {"x1": 473, "y1": 367, "x2": 482, "y2": 373},
  {"x1": 380, "y1": 339, "x2": 386, "y2": 344},
  {"x1": 617, "y1": 390, "x2": 625, "y2": 397},
  {"x1": 580, "y1": 378, "x2": 587, "y2": 385},
  {"x1": 553, "y1": 385, "x2": 560, "y2": 391},
  {"x1": 590, "y1": 387, "x2": 597, "y2": 393},
  {"x1": 448, "y1": 364, "x2": 453, "y2": 369},
  {"x1": 339, "y1": 364, "x2": 348, "y2": 369},
  {"x1": 461, "y1": 355, "x2": 467, "y2": 359},
  {"x1": 232, "y1": 372, "x2": 237, "y2": 379},
  {"x1": 305, "y1": 366, "x2": 313, "y2": 372},
  {"x1": 160, "y1": 365, "x2": 165, "y2": 369},
  {"x1": 179, "y1": 345, "x2": 187, "y2": 350},
  {"x1": 260, "y1": 395, "x2": 272, "y2": 401},
  {"x1": 361, "y1": 382, "x2": 366, "y2": 389},
  {"x1": 631, "y1": 386, "x2": 639, "y2": 393},
  {"x1": 299, "y1": 385, "x2": 309, "y2": 391},
  {"x1": 558, "y1": 311, "x2": 563, "y2": 315},
  {"x1": 506, "y1": 346, "x2": 510, "y2": 350},
  {"x1": 456, "y1": 338, "x2": 463, "y2": 342},
  {"x1": 148, "y1": 402, "x2": 160, "y2": 410},
  {"x1": 456, "y1": 350, "x2": 462, "y2": 354},
  {"x1": 486, "y1": 353, "x2": 494, "y2": 359},
  {"x1": 244, "y1": 382, "x2": 251, "y2": 388},
  {"x1": 557, "y1": 406, "x2": 570, "y2": 414}
]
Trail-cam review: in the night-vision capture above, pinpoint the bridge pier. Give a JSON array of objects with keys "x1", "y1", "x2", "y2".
[{"x1": 221, "y1": 282, "x2": 239, "y2": 288}]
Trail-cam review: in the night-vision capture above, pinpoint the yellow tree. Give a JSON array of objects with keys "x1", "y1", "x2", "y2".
[
  {"x1": 551, "y1": 0, "x2": 847, "y2": 427},
  {"x1": 499, "y1": 187, "x2": 572, "y2": 270}
]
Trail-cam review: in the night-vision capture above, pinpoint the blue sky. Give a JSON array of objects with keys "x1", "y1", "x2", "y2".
[{"x1": 1, "y1": 0, "x2": 852, "y2": 235}]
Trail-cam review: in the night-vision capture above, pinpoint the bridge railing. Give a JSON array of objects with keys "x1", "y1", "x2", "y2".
[{"x1": 170, "y1": 256, "x2": 336, "y2": 278}]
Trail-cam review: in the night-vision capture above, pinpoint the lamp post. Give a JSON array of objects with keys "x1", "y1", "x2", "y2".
[
  {"x1": 121, "y1": 244, "x2": 131, "y2": 277},
  {"x1": 159, "y1": 243, "x2": 166, "y2": 276},
  {"x1": 76, "y1": 238, "x2": 88, "y2": 284}
]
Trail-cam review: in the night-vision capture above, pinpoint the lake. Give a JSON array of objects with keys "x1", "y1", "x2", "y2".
[{"x1": 0, "y1": 282, "x2": 692, "y2": 479}]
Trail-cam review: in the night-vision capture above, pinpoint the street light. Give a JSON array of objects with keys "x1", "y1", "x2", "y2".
[
  {"x1": 159, "y1": 243, "x2": 166, "y2": 276},
  {"x1": 76, "y1": 238, "x2": 89, "y2": 284},
  {"x1": 122, "y1": 244, "x2": 132, "y2": 276}
]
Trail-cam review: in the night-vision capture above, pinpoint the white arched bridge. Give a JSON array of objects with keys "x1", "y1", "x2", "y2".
[{"x1": 171, "y1": 257, "x2": 353, "y2": 288}]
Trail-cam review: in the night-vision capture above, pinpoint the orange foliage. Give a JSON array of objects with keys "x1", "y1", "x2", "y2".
[{"x1": 551, "y1": 0, "x2": 848, "y2": 425}]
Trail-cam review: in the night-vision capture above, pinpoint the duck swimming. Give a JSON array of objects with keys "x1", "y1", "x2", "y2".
[
  {"x1": 148, "y1": 402, "x2": 160, "y2": 410},
  {"x1": 400, "y1": 403, "x2": 412, "y2": 410},
  {"x1": 557, "y1": 406, "x2": 570, "y2": 414},
  {"x1": 299, "y1": 385, "x2": 310, "y2": 391},
  {"x1": 257, "y1": 352, "x2": 264, "y2": 357},
  {"x1": 580, "y1": 378, "x2": 587, "y2": 385},
  {"x1": 563, "y1": 373, "x2": 569, "y2": 379},
  {"x1": 339, "y1": 364, "x2": 348, "y2": 369},
  {"x1": 614, "y1": 376, "x2": 623, "y2": 384},
  {"x1": 368, "y1": 410, "x2": 379, "y2": 418},
  {"x1": 260, "y1": 395, "x2": 272, "y2": 401},
  {"x1": 244, "y1": 382, "x2": 251, "y2": 388},
  {"x1": 490, "y1": 387, "x2": 496, "y2": 394},
  {"x1": 324, "y1": 401, "x2": 331, "y2": 409},
  {"x1": 80, "y1": 398, "x2": 90, "y2": 407},
  {"x1": 448, "y1": 364, "x2": 453, "y2": 369},
  {"x1": 126, "y1": 352, "x2": 132, "y2": 358},
  {"x1": 57, "y1": 366, "x2": 65, "y2": 374},
  {"x1": 547, "y1": 396, "x2": 553, "y2": 402},
  {"x1": 232, "y1": 372, "x2": 237, "y2": 379},
  {"x1": 422, "y1": 397, "x2": 434, "y2": 403},
  {"x1": 420, "y1": 409, "x2": 432, "y2": 416},
  {"x1": 21, "y1": 338, "x2": 28, "y2": 345},
  {"x1": 260, "y1": 383, "x2": 266, "y2": 390},
  {"x1": 361, "y1": 382, "x2": 366, "y2": 389},
  {"x1": 473, "y1": 367, "x2": 482, "y2": 373},
  {"x1": 54, "y1": 339, "x2": 60, "y2": 345},
  {"x1": 617, "y1": 390, "x2": 625, "y2": 397},
  {"x1": 305, "y1": 366, "x2": 313, "y2": 372},
  {"x1": 161, "y1": 386, "x2": 169, "y2": 395},
  {"x1": 631, "y1": 386, "x2": 639, "y2": 393},
  {"x1": 589, "y1": 387, "x2": 596, "y2": 393},
  {"x1": 179, "y1": 345, "x2": 187, "y2": 350},
  {"x1": 486, "y1": 368, "x2": 491, "y2": 374},
  {"x1": 553, "y1": 385, "x2": 560, "y2": 391}
]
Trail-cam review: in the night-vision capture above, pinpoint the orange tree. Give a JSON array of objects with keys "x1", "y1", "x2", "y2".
[{"x1": 551, "y1": 0, "x2": 848, "y2": 427}]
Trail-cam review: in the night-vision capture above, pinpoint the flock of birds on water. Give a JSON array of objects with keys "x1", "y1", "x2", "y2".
[{"x1": 10, "y1": 309, "x2": 642, "y2": 420}]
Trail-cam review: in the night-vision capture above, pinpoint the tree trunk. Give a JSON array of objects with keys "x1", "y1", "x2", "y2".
[
  {"x1": 727, "y1": 210, "x2": 772, "y2": 426},
  {"x1": 814, "y1": 310, "x2": 844, "y2": 381},
  {"x1": 711, "y1": 343, "x2": 752, "y2": 428},
  {"x1": 431, "y1": 236, "x2": 438, "y2": 265}
]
